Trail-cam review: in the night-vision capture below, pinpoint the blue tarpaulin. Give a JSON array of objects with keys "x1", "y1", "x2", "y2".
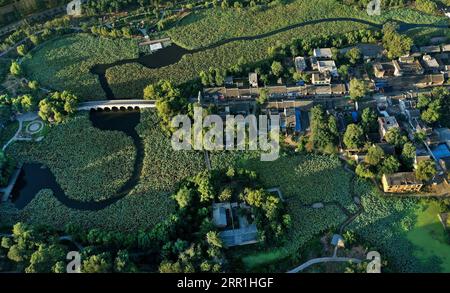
[
  {"x1": 431, "y1": 144, "x2": 450, "y2": 160},
  {"x1": 351, "y1": 111, "x2": 358, "y2": 123},
  {"x1": 295, "y1": 108, "x2": 302, "y2": 132}
]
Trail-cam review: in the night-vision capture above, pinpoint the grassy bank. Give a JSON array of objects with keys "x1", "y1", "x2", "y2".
[{"x1": 21, "y1": 34, "x2": 139, "y2": 100}]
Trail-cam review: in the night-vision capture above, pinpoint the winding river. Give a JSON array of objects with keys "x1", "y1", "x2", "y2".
[{"x1": 11, "y1": 110, "x2": 144, "y2": 211}]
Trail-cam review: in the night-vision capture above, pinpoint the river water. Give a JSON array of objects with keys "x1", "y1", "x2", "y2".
[{"x1": 11, "y1": 109, "x2": 143, "y2": 210}]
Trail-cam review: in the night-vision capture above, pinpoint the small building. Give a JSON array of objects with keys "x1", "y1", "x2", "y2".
[
  {"x1": 213, "y1": 205, "x2": 227, "y2": 228},
  {"x1": 420, "y1": 45, "x2": 441, "y2": 54},
  {"x1": 312, "y1": 72, "x2": 331, "y2": 85},
  {"x1": 249, "y1": 73, "x2": 259, "y2": 88},
  {"x1": 378, "y1": 116, "x2": 399, "y2": 139},
  {"x1": 317, "y1": 60, "x2": 338, "y2": 77},
  {"x1": 441, "y1": 44, "x2": 450, "y2": 53},
  {"x1": 422, "y1": 55, "x2": 440, "y2": 72},
  {"x1": 415, "y1": 74, "x2": 445, "y2": 88},
  {"x1": 373, "y1": 62, "x2": 395, "y2": 78},
  {"x1": 331, "y1": 234, "x2": 345, "y2": 248},
  {"x1": 392, "y1": 60, "x2": 403, "y2": 77},
  {"x1": 313, "y1": 48, "x2": 333, "y2": 59},
  {"x1": 382, "y1": 173, "x2": 423, "y2": 193},
  {"x1": 294, "y1": 57, "x2": 307, "y2": 72}
]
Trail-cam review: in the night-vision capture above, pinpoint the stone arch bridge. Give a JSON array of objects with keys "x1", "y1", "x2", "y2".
[{"x1": 78, "y1": 100, "x2": 156, "y2": 111}]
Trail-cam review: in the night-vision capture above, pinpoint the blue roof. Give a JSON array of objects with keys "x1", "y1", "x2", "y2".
[
  {"x1": 431, "y1": 144, "x2": 450, "y2": 160},
  {"x1": 352, "y1": 111, "x2": 358, "y2": 123},
  {"x1": 295, "y1": 108, "x2": 302, "y2": 132}
]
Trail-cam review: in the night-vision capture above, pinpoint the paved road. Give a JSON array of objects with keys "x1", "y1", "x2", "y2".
[{"x1": 287, "y1": 256, "x2": 362, "y2": 273}]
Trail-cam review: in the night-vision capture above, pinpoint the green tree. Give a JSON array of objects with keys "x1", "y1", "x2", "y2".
[
  {"x1": 361, "y1": 108, "x2": 378, "y2": 133},
  {"x1": 173, "y1": 186, "x2": 193, "y2": 209},
  {"x1": 271, "y1": 61, "x2": 283, "y2": 77},
  {"x1": 206, "y1": 231, "x2": 223, "y2": 249},
  {"x1": 415, "y1": 160, "x2": 436, "y2": 182},
  {"x1": 346, "y1": 47, "x2": 361, "y2": 64},
  {"x1": 385, "y1": 128, "x2": 406, "y2": 147},
  {"x1": 25, "y1": 244, "x2": 65, "y2": 273},
  {"x1": 356, "y1": 163, "x2": 375, "y2": 179},
  {"x1": 10, "y1": 61, "x2": 22, "y2": 76},
  {"x1": 365, "y1": 145, "x2": 384, "y2": 166},
  {"x1": 349, "y1": 79, "x2": 367, "y2": 101},
  {"x1": 257, "y1": 89, "x2": 269, "y2": 105},
  {"x1": 382, "y1": 23, "x2": 413, "y2": 59},
  {"x1": 343, "y1": 124, "x2": 364, "y2": 149},
  {"x1": 380, "y1": 155, "x2": 400, "y2": 175},
  {"x1": 415, "y1": 0, "x2": 438, "y2": 14},
  {"x1": 218, "y1": 187, "x2": 232, "y2": 202},
  {"x1": 82, "y1": 253, "x2": 112, "y2": 273},
  {"x1": 401, "y1": 142, "x2": 416, "y2": 170},
  {"x1": 17, "y1": 44, "x2": 27, "y2": 57}
]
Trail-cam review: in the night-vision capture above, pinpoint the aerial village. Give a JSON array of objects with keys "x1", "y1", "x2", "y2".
[{"x1": 200, "y1": 42, "x2": 450, "y2": 196}]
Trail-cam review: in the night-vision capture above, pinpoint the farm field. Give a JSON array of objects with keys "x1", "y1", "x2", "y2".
[
  {"x1": 406, "y1": 202, "x2": 450, "y2": 272},
  {"x1": 167, "y1": 0, "x2": 446, "y2": 49},
  {"x1": 2, "y1": 110, "x2": 206, "y2": 231},
  {"x1": 21, "y1": 34, "x2": 139, "y2": 101}
]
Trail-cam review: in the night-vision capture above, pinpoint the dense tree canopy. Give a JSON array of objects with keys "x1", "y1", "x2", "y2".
[{"x1": 38, "y1": 91, "x2": 79, "y2": 124}]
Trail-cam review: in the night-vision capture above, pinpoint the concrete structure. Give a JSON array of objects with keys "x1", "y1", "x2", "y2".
[
  {"x1": 317, "y1": 60, "x2": 338, "y2": 77},
  {"x1": 382, "y1": 173, "x2": 423, "y2": 193},
  {"x1": 373, "y1": 62, "x2": 395, "y2": 78},
  {"x1": 312, "y1": 72, "x2": 331, "y2": 85},
  {"x1": 378, "y1": 116, "x2": 399, "y2": 139},
  {"x1": 78, "y1": 100, "x2": 156, "y2": 111},
  {"x1": 422, "y1": 55, "x2": 440, "y2": 72},
  {"x1": 294, "y1": 57, "x2": 307, "y2": 72},
  {"x1": 249, "y1": 73, "x2": 258, "y2": 88},
  {"x1": 67, "y1": 0, "x2": 86, "y2": 17},
  {"x1": 313, "y1": 48, "x2": 333, "y2": 59}
]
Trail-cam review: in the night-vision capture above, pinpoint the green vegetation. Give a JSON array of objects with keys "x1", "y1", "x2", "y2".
[
  {"x1": 22, "y1": 34, "x2": 139, "y2": 101},
  {"x1": 38, "y1": 91, "x2": 79, "y2": 124},
  {"x1": 167, "y1": 0, "x2": 444, "y2": 50},
  {"x1": 347, "y1": 179, "x2": 448, "y2": 272},
  {"x1": 0, "y1": 150, "x2": 15, "y2": 187},
  {"x1": 406, "y1": 201, "x2": 450, "y2": 272},
  {"x1": 349, "y1": 78, "x2": 368, "y2": 101},
  {"x1": 210, "y1": 152, "x2": 355, "y2": 271},
  {"x1": 2, "y1": 109, "x2": 205, "y2": 231},
  {"x1": 8, "y1": 113, "x2": 136, "y2": 202}
]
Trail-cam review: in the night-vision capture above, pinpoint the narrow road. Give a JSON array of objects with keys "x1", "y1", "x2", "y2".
[{"x1": 287, "y1": 256, "x2": 362, "y2": 273}]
